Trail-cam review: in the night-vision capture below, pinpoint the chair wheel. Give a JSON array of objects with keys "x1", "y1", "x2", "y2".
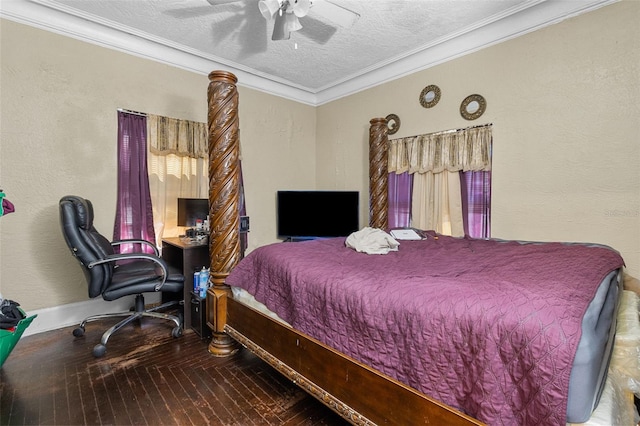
[
  {"x1": 93, "y1": 344, "x2": 107, "y2": 357},
  {"x1": 171, "y1": 327, "x2": 183, "y2": 338},
  {"x1": 72, "y1": 327, "x2": 85, "y2": 337}
]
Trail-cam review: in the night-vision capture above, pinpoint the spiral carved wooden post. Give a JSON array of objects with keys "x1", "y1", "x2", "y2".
[
  {"x1": 369, "y1": 118, "x2": 389, "y2": 229},
  {"x1": 206, "y1": 70, "x2": 241, "y2": 357}
]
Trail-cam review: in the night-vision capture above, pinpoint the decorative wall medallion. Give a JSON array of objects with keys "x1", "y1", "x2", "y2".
[
  {"x1": 460, "y1": 94, "x2": 486, "y2": 120},
  {"x1": 385, "y1": 114, "x2": 400, "y2": 135},
  {"x1": 419, "y1": 85, "x2": 441, "y2": 108}
]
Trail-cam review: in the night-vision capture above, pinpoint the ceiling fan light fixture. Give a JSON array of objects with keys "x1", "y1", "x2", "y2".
[
  {"x1": 260, "y1": 0, "x2": 359, "y2": 42},
  {"x1": 284, "y1": 12, "x2": 302, "y2": 33},
  {"x1": 291, "y1": 0, "x2": 311, "y2": 18},
  {"x1": 258, "y1": 0, "x2": 282, "y2": 20}
]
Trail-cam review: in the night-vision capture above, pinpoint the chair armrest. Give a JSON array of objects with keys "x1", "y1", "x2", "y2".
[
  {"x1": 88, "y1": 253, "x2": 169, "y2": 291},
  {"x1": 111, "y1": 239, "x2": 159, "y2": 256}
]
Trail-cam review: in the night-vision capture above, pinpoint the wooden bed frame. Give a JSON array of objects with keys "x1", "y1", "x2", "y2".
[{"x1": 204, "y1": 70, "x2": 484, "y2": 425}]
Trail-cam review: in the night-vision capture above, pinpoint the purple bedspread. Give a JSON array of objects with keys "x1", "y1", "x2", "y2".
[{"x1": 226, "y1": 234, "x2": 624, "y2": 425}]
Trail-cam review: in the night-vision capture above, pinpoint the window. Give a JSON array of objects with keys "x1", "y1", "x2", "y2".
[{"x1": 388, "y1": 125, "x2": 492, "y2": 238}]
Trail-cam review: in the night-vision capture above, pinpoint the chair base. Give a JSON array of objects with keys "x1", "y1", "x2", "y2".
[{"x1": 73, "y1": 294, "x2": 183, "y2": 357}]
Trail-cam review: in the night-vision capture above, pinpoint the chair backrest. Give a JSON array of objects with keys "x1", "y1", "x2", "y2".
[{"x1": 59, "y1": 196, "x2": 116, "y2": 298}]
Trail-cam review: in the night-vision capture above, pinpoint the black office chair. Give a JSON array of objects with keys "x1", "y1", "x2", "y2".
[{"x1": 59, "y1": 195, "x2": 185, "y2": 357}]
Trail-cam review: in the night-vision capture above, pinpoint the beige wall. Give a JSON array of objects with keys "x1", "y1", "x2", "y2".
[
  {"x1": 1, "y1": 1, "x2": 638, "y2": 314},
  {"x1": 0, "y1": 20, "x2": 316, "y2": 310},
  {"x1": 317, "y1": 0, "x2": 640, "y2": 277}
]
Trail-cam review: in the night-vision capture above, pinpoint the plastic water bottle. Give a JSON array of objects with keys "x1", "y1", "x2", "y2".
[
  {"x1": 193, "y1": 269, "x2": 200, "y2": 293},
  {"x1": 198, "y1": 267, "x2": 209, "y2": 298}
]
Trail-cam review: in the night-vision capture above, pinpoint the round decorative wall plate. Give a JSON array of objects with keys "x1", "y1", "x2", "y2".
[
  {"x1": 419, "y1": 85, "x2": 441, "y2": 108},
  {"x1": 385, "y1": 114, "x2": 400, "y2": 135},
  {"x1": 460, "y1": 94, "x2": 486, "y2": 120}
]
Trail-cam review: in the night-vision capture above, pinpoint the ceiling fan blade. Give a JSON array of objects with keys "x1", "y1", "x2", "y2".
[
  {"x1": 167, "y1": 1, "x2": 243, "y2": 19},
  {"x1": 297, "y1": 15, "x2": 337, "y2": 45},
  {"x1": 310, "y1": 0, "x2": 359, "y2": 28},
  {"x1": 272, "y1": 11, "x2": 291, "y2": 40},
  {"x1": 206, "y1": 0, "x2": 244, "y2": 5}
]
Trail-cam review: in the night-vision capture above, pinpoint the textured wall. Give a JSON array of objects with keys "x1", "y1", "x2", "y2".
[
  {"x1": 316, "y1": 1, "x2": 640, "y2": 277},
  {"x1": 0, "y1": 20, "x2": 315, "y2": 310}
]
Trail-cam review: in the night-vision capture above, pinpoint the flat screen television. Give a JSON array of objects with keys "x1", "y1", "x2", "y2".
[
  {"x1": 277, "y1": 191, "x2": 359, "y2": 240},
  {"x1": 177, "y1": 198, "x2": 209, "y2": 227}
]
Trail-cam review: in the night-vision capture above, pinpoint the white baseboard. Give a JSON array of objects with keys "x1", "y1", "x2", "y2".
[{"x1": 22, "y1": 293, "x2": 161, "y2": 337}]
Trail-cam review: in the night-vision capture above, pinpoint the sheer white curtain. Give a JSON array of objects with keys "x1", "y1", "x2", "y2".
[
  {"x1": 147, "y1": 114, "x2": 209, "y2": 244},
  {"x1": 411, "y1": 171, "x2": 463, "y2": 236},
  {"x1": 389, "y1": 126, "x2": 491, "y2": 237}
]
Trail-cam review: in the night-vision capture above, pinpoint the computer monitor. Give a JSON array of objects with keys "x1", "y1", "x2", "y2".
[{"x1": 177, "y1": 198, "x2": 209, "y2": 227}]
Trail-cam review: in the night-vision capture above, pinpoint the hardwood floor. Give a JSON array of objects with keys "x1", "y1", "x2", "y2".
[{"x1": 0, "y1": 317, "x2": 349, "y2": 426}]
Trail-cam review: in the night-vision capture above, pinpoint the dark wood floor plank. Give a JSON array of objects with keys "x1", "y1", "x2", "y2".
[
  {"x1": 78, "y1": 365, "x2": 102, "y2": 425},
  {"x1": 1, "y1": 318, "x2": 349, "y2": 426},
  {"x1": 0, "y1": 386, "x2": 17, "y2": 426},
  {"x1": 234, "y1": 364, "x2": 286, "y2": 424},
  {"x1": 96, "y1": 362, "x2": 138, "y2": 425},
  {"x1": 201, "y1": 363, "x2": 257, "y2": 425},
  {"x1": 95, "y1": 363, "x2": 118, "y2": 424},
  {"x1": 125, "y1": 366, "x2": 161, "y2": 426},
  {"x1": 187, "y1": 366, "x2": 232, "y2": 424},
  {"x1": 51, "y1": 365, "x2": 72, "y2": 426},
  {"x1": 110, "y1": 367, "x2": 147, "y2": 425},
  {"x1": 65, "y1": 365, "x2": 89, "y2": 425},
  {"x1": 88, "y1": 362, "x2": 120, "y2": 425},
  {"x1": 134, "y1": 365, "x2": 181, "y2": 425},
  {"x1": 13, "y1": 364, "x2": 37, "y2": 426},
  {"x1": 169, "y1": 364, "x2": 219, "y2": 423},
  {"x1": 36, "y1": 360, "x2": 58, "y2": 426},
  {"x1": 221, "y1": 364, "x2": 268, "y2": 425},
  {"x1": 157, "y1": 365, "x2": 210, "y2": 426}
]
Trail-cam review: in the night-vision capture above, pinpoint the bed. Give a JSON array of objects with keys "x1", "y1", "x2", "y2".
[{"x1": 204, "y1": 71, "x2": 638, "y2": 425}]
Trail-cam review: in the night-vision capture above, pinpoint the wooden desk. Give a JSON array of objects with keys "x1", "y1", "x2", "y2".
[{"x1": 161, "y1": 237, "x2": 209, "y2": 333}]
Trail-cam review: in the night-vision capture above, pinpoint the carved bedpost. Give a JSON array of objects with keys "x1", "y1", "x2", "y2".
[
  {"x1": 369, "y1": 118, "x2": 389, "y2": 229},
  {"x1": 206, "y1": 70, "x2": 241, "y2": 357}
]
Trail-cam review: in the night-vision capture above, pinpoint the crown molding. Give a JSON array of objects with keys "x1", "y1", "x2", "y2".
[
  {"x1": 314, "y1": 0, "x2": 617, "y2": 105},
  {"x1": 0, "y1": 0, "x2": 319, "y2": 105},
  {"x1": 1, "y1": 0, "x2": 616, "y2": 107}
]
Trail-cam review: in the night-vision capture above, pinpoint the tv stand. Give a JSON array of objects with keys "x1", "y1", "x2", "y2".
[{"x1": 284, "y1": 237, "x2": 321, "y2": 242}]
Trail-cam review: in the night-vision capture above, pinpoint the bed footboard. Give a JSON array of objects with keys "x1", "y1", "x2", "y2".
[{"x1": 226, "y1": 297, "x2": 484, "y2": 426}]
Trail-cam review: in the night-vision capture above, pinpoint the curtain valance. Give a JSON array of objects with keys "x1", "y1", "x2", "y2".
[
  {"x1": 389, "y1": 125, "x2": 492, "y2": 173},
  {"x1": 147, "y1": 114, "x2": 208, "y2": 159}
]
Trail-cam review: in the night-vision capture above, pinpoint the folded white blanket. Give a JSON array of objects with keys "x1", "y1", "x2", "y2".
[{"x1": 345, "y1": 227, "x2": 400, "y2": 255}]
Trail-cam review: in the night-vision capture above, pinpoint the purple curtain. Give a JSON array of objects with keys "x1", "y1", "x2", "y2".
[
  {"x1": 114, "y1": 111, "x2": 156, "y2": 253},
  {"x1": 460, "y1": 171, "x2": 491, "y2": 239},
  {"x1": 388, "y1": 172, "x2": 413, "y2": 229}
]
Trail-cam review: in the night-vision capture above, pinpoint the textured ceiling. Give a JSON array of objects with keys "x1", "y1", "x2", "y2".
[{"x1": 1, "y1": 0, "x2": 614, "y2": 105}]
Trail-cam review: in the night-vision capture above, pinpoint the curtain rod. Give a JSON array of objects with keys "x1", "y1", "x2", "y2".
[
  {"x1": 458, "y1": 122, "x2": 492, "y2": 131},
  {"x1": 117, "y1": 108, "x2": 207, "y2": 125},
  {"x1": 390, "y1": 122, "x2": 492, "y2": 140},
  {"x1": 117, "y1": 108, "x2": 147, "y2": 117}
]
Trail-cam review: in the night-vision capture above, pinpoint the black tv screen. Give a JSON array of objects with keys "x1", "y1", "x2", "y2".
[
  {"x1": 277, "y1": 191, "x2": 359, "y2": 239},
  {"x1": 177, "y1": 198, "x2": 209, "y2": 227}
]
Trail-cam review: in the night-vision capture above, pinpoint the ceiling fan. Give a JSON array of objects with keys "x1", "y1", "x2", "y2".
[{"x1": 257, "y1": 0, "x2": 360, "y2": 41}]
